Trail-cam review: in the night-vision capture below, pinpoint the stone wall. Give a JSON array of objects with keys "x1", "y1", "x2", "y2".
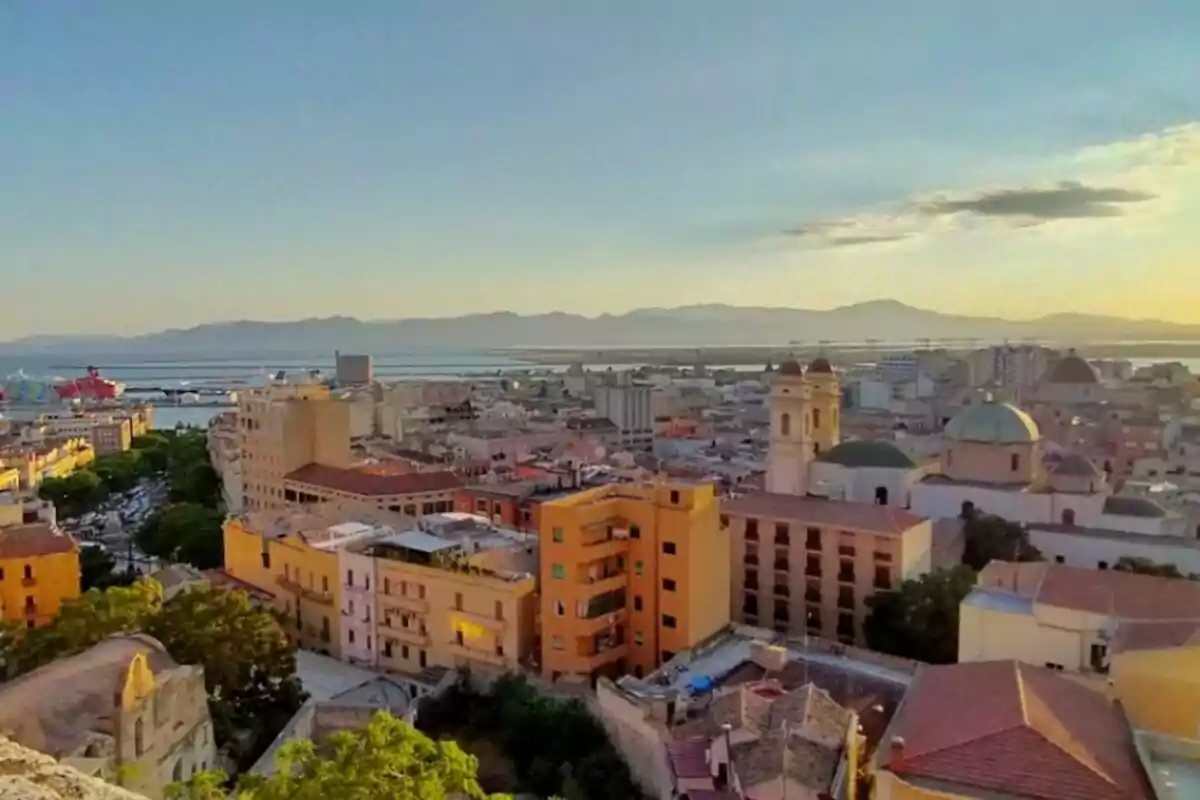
[{"x1": 0, "y1": 737, "x2": 148, "y2": 799}]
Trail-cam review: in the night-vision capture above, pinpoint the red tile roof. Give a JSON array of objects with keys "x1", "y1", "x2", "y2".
[
  {"x1": 284, "y1": 463, "x2": 463, "y2": 497},
  {"x1": 1111, "y1": 620, "x2": 1200, "y2": 654},
  {"x1": 981, "y1": 562, "x2": 1200, "y2": 621},
  {"x1": 886, "y1": 661, "x2": 1151, "y2": 800},
  {"x1": 0, "y1": 524, "x2": 77, "y2": 559},
  {"x1": 722, "y1": 492, "x2": 927, "y2": 536}
]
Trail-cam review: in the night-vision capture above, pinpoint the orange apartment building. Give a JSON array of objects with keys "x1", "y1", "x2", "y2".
[
  {"x1": 239, "y1": 383, "x2": 354, "y2": 512},
  {"x1": 539, "y1": 481, "x2": 730, "y2": 681},
  {"x1": 722, "y1": 494, "x2": 932, "y2": 645}
]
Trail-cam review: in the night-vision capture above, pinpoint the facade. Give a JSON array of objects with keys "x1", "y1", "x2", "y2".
[
  {"x1": 959, "y1": 561, "x2": 1200, "y2": 674},
  {"x1": 874, "y1": 660, "x2": 1152, "y2": 800},
  {"x1": 0, "y1": 520, "x2": 80, "y2": 627},
  {"x1": 238, "y1": 383, "x2": 353, "y2": 512},
  {"x1": 207, "y1": 411, "x2": 244, "y2": 514},
  {"x1": 282, "y1": 464, "x2": 462, "y2": 516},
  {"x1": 0, "y1": 634, "x2": 215, "y2": 799},
  {"x1": 723, "y1": 495, "x2": 931, "y2": 645},
  {"x1": 0, "y1": 437, "x2": 95, "y2": 490},
  {"x1": 594, "y1": 378, "x2": 654, "y2": 452},
  {"x1": 539, "y1": 481, "x2": 730, "y2": 681},
  {"x1": 356, "y1": 513, "x2": 538, "y2": 676},
  {"x1": 334, "y1": 352, "x2": 373, "y2": 385}
]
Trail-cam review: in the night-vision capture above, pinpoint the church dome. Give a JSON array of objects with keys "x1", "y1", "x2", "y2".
[
  {"x1": 817, "y1": 440, "x2": 915, "y2": 469},
  {"x1": 1050, "y1": 453, "x2": 1101, "y2": 478},
  {"x1": 777, "y1": 359, "x2": 804, "y2": 377},
  {"x1": 1043, "y1": 349, "x2": 1099, "y2": 384},
  {"x1": 944, "y1": 398, "x2": 1041, "y2": 444},
  {"x1": 808, "y1": 357, "x2": 833, "y2": 374}
]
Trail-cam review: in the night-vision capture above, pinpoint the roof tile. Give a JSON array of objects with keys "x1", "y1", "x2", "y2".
[{"x1": 284, "y1": 463, "x2": 462, "y2": 497}]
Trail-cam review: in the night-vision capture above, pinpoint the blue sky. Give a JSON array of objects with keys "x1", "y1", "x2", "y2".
[{"x1": 4, "y1": 1, "x2": 1200, "y2": 337}]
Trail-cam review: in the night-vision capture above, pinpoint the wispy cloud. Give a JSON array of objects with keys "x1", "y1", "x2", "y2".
[{"x1": 785, "y1": 123, "x2": 1200, "y2": 249}]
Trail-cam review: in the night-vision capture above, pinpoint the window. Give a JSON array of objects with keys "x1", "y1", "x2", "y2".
[
  {"x1": 1098, "y1": 561, "x2": 1109, "y2": 570},
  {"x1": 346, "y1": 569, "x2": 354, "y2": 587},
  {"x1": 455, "y1": 592, "x2": 463, "y2": 610},
  {"x1": 22, "y1": 564, "x2": 32, "y2": 582},
  {"x1": 552, "y1": 527, "x2": 564, "y2": 543},
  {"x1": 774, "y1": 599, "x2": 788, "y2": 621},
  {"x1": 366, "y1": 635, "x2": 372, "y2": 651},
  {"x1": 805, "y1": 554, "x2": 822, "y2": 577},
  {"x1": 1055, "y1": 555, "x2": 1065, "y2": 564},
  {"x1": 805, "y1": 581, "x2": 821, "y2": 603},
  {"x1": 630, "y1": 525, "x2": 641, "y2": 539},
  {"x1": 554, "y1": 600, "x2": 565, "y2": 616},
  {"x1": 321, "y1": 575, "x2": 329, "y2": 593},
  {"x1": 775, "y1": 523, "x2": 789, "y2": 546},
  {"x1": 634, "y1": 631, "x2": 644, "y2": 645},
  {"x1": 321, "y1": 617, "x2": 331, "y2": 642},
  {"x1": 455, "y1": 630, "x2": 465, "y2": 646},
  {"x1": 260, "y1": 551, "x2": 270, "y2": 569},
  {"x1": 813, "y1": 408, "x2": 821, "y2": 429},
  {"x1": 349, "y1": 600, "x2": 355, "y2": 616},
  {"x1": 348, "y1": 629, "x2": 356, "y2": 644},
  {"x1": 495, "y1": 600, "x2": 504, "y2": 620},
  {"x1": 744, "y1": 570, "x2": 759, "y2": 590},
  {"x1": 1061, "y1": 508, "x2": 1076, "y2": 525},
  {"x1": 873, "y1": 566, "x2": 891, "y2": 590},
  {"x1": 551, "y1": 563, "x2": 565, "y2": 580},
  {"x1": 419, "y1": 650, "x2": 427, "y2": 668},
  {"x1": 670, "y1": 490, "x2": 680, "y2": 504},
  {"x1": 780, "y1": 412, "x2": 791, "y2": 436},
  {"x1": 551, "y1": 635, "x2": 565, "y2": 651},
  {"x1": 662, "y1": 614, "x2": 677, "y2": 628},
  {"x1": 662, "y1": 541, "x2": 676, "y2": 555},
  {"x1": 635, "y1": 560, "x2": 644, "y2": 575},
  {"x1": 1011, "y1": 453, "x2": 1020, "y2": 472},
  {"x1": 383, "y1": 577, "x2": 392, "y2": 595},
  {"x1": 634, "y1": 595, "x2": 643, "y2": 611},
  {"x1": 745, "y1": 518, "x2": 759, "y2": 541},
  {"x1": 742, "y1": 595, "x2": 758, "y2": 616},
  {"x1": 662, "y1": 578, "x2": 677, "y2": 592},
  {"x1": 1090, "y1": 643, "x2": 1109, "y2": 673},
  {"x1": 805, "y1": 527, "x2": 821, "y2": 550},
  {"x1": 837, "y1": 613, "x2": 855, "y2": 639},
  {"x1": 134, "y1": 718, "x2": 145, "y2": 756},
  {"x1": 874, "y1": 486, "x2": 889, "y2": 506}
]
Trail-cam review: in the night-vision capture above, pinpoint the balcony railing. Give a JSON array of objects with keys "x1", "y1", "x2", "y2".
[
  {"x1": 275, "y1": 576, "x2": 334, "y2": 606},
  {"x1": 773, "y1": 584, "x2": 790, "y2": 598},
  {"x1": 447, "y1": 642, "x2": 508, "y2": 668},
  {"x1": 21, "y1": 577, "x2": 36, "y2": 588},
  {"x1": 380, "y1": 593, "x2": 429, "y2": 614},
  {"x1": 379, "y1": 620, "x2": 430, "y2": 647},
  {"x1": 450, "y1": 608, "x2": 507, "y2": 632}
]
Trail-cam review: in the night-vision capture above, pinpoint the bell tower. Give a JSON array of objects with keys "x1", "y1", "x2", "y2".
[
  {"x1": 806, "y1": 357, "x2": 841, "y2": 457},
  {"x1": 766, "y1": 360, "x2": 812, "y2": 495}
]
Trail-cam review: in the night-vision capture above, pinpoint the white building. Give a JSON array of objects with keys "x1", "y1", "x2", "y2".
[{"x1": 594, "y1": 377, "x2": 653, "y2": 452}]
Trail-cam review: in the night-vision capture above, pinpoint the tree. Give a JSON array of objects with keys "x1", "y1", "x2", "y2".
[
  {"x1": 2, "y1": 579, "x2": 163, "y2": 677},
  {"x1": 79, "y1": 544, "x2": 136, "y2": 591},
  {"x1": 1112, "y1": 556, "x2": 1198, "y2": 580},
  {"x1": 146, "y1": 584, "x2": 305, "y2": 763},
  {"x1": 136, "y1": 502, "x2": 224, "y2": 569},
  {"x1": 37, "y1": 470, "x2": 107, "y2": 516},
  {"x1": 171, "y1": 712, "x2": 513, "y2": 800},
  {"x1": 962, "y1": 513, "x2": 1042, "y2": 571},
  {"x1": 864, "y1": 565, "x2": 977, "y2": 664}
]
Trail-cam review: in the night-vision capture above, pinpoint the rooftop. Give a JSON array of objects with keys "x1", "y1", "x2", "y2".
[
  {"x1": 883, "y1": 660, "x2": 1151, "y2": 800},
  {"x1": 815, "y1": 439, "x2": 916, "y2": 469},
  {"x1": 722, "y1": 492, "x2": 927, "y2": 536},
  {"x1": 284, "y1": 463, "x2": 463, "y2": 496},
  {"x1": 0, "y1": 522, "x2": 76, "y2": 559},
  {"x1": 361, "y1": 513, "x2": 537, "y2": 581}
]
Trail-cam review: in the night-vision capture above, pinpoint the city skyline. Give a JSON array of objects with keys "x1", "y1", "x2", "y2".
[{"x1": 4, "y1": 2, "x2": 1200, "y2": 339}]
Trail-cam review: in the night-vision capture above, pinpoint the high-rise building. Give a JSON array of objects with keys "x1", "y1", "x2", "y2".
[
  {"x1": 539, "y1": 481, "x2": 729, "y2": 681},
  {"x1": 335, "y1": 352, "x2": 373, "y2": 386},
  {"x1": 593, "y1": 374, "x2": 653, "y2": 451}
]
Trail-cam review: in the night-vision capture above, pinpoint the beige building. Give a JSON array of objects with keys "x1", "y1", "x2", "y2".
[
  {"x1": 0, "y1": 634, "x2": 215, "y2": 800},
  {"x1": 959, "y1": 560, "x2": 1200, "y2": 674},
  {"x1": 238, "y1": 383, "x2": 353, "y2": 512},
  {"x1": 282, "y1": 463, "x2": 461, "y2": 517}
]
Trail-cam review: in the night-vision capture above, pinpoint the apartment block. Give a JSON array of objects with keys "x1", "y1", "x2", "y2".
[
  {"x1": 238, "y1": 383, "x2": 353, "y2": 512},
  {"x1": 539, "y1": 481, "x2": 730, "y2": 681},
  {"x1": 722, "y1": 494, "x2": 932, "y2": 646},
  {"x1": 0, "y1": 514, "x2": 80, "y2": 628}
]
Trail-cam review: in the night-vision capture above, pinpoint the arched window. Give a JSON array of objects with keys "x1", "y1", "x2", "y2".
[
  {"x1": 1062, "y1": 509, "x2": 1076, "y2": 526},
  {"x1": 813, "y1": 408, "x2": 822, "y2": 430},
  {"x1": 875, "y1": 486, "x2": 889, "y2": 506},
  {"x1": 134, "y1": 718, "x2": 144, "y2": 757},
  {"x1": 780, "y1": 413, "x2": 791, "y2": 436},
  {"x1": 1011, "y1": 453, "x2": 1021, "y2": 472},
  {"x1": 173, "y1": 760, "x2": 183, "y2": 783}
]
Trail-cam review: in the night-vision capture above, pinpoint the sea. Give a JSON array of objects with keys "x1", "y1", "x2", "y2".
[{"x1": 2, "y1": 350, "x2": 1198, "y2": 431}]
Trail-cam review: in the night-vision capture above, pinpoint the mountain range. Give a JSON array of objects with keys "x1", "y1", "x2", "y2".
[{"x1": 3, "y1": 301, "x2": 1198, "y2": 355}]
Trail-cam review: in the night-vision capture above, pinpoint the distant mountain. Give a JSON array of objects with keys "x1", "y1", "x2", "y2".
[{"x1": 2, "y1": 302, "x2": 1198, "y2": 355}]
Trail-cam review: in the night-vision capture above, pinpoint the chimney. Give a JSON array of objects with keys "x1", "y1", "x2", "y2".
[{"x1": 889, "y1": 736, "x2": 906, "y2": 772}]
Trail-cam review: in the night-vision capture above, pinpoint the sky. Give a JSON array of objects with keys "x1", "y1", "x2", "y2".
[{"x1": 3, "y1": 1, "x2": 1200, "y2": 338}]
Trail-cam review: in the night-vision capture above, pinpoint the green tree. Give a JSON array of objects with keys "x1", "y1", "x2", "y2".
[
  {"x1": 962, "y1": 513, "x2": 1042, "y2": 571},
  {"x1": 136, "y1": 502, "x2": 224, "y2": 569},
  {"x1": 864, "y1": 565, "x2": 977, "y2": 664},
  {"x1": 171, "y1": 712, "x2": 514, "y2": 800},
  {"x1": 37, "y1": 470, "x2": 107, "y2": 516},
  {"x1": 1112, "y1": 556, "x2": 1198, "y2": 580},
  {"x1": 166, "y1": 769, "x2": 229, "y2": 800},
  {"x1": 79, "y1": 545, "x2": 136, "y2": 591},
  {"x1": 145, "y1": 584, "x2": 305, "y2": 765}
]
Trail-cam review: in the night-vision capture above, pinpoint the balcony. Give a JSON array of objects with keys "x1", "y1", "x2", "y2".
[
  {"x1": 580, "y1": 572, "x2": 627, "y2": 598},
  {"x1": 275, "y1": 576, "x2": 334, "y2": 606},
  {"x1": 450, "y1": 608, "x2": 506, "y2": 633},
  {"x1": 576, "y1": 608, "x2": 628, "y2": 637},
  {"x1": 379, "y1": 619, "x2": 430, "y2": 647},
  {"x1": 380, "y1": 593, "x2": 429, "y2": 615},
  {"x1": 745, "y1": 553, "x2": 759, "y2": 566},
  {"x1": 447, "y1": 642, "x2": 508, "y2": 668},
  {"x1": 21, "y1": 577, "x2": 36, "y2": 588},
  {"x1": 580, "y1": 642, "x2": 628, "y2": 672},
  {"x1": 580, "y1": 529, "x2": 631, "y2": 561}
]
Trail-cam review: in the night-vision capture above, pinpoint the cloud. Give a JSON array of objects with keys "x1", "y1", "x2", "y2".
[{"x1": 785, "y1": 122, "x2": 1200, "y2": 248}]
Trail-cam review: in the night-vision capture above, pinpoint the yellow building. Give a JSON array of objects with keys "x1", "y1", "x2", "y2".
[
  {"x1": 539, "y1": 481, "x2": 729, "y2": 681},
  {"x1": 356, "y1": 514, "x2": 538, "y2": 675},
  {"x1": 0, "y1": 467, "x2": 19, "y2": 494},
  {"x1": 1109, "y1": 620, "x2": 1200, "y2": 739},
  {"x1": 238, "y1": 383, "x2": 353, "y2": 513},
  {"x1": 0, "y1": 520, "x2": 81, "y2": 627},
  {"x1": 0, "y1": 438, "x2": 95, "y2": 490}
]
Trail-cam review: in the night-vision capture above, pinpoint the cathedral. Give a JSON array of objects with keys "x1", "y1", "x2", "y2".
[{"x1": 764, "y1": 357, "x2": 842, "y2": 495}]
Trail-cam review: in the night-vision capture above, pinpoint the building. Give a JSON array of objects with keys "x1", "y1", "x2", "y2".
[
  {"x1": 334, "y1": 352, "x2": 373, "y2": 386},
  {"x1": 0, "y1": 437, "x2": 95, "y2": 490},
  {"x1": 222, "y1": 510, "x2": 394, "y2": 657},
  {"x1": 1034, "y1": 348, "x2": 1106, "y2": 405},
  {"x1": 352, "y1": 512, "x2": 538, "y2": 676},
  {"x1": 594, "y1": 376, "x2": 654, "y2": 452},
  {"x1": 959, "y1": 561, "x2": 1200, "y2": 674},
  {"x1": 808, "y1": 439, "x2": 934, "y2": 507},
  {"x1": 282, "y1": 463, "x2": 462, "y2": 516},
  {"x1": 723, "y1": 494, "x2": 932, "y2": 645},
  {"x1": 238, "y1": 383, "x2": 353, "y2": 512},
  {"x1": 207, "y1": 411, "x2": 244, "y2": 514},
  {"x1": 0, "y1": 634, "x2": 215, "y2": 799},
  {"x1": 0, "y1": 519, "x2": 80, "y2": 627},
  {"x1": 873, "y1": 660, "x2": 1153, "y2": 800},
  {"x1": 539, "y1": 481, "x2": 730, "y2": 681}
]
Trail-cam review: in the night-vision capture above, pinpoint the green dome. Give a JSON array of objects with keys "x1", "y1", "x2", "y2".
[
  {"x1": 816, "y1": 439, "x2": 916, "y2": 469},
  {"x1": 945, "y1": 400, "x2": 1040, "y2": 444}
]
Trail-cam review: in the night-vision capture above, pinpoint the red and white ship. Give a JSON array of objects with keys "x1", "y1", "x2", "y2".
[{"x1": 53, "y1": 366, "x2": 124, "y2": 401}]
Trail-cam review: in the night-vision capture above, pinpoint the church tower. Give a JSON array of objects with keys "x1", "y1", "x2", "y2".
[
  {"x1": 766, "y1": 359, "x2": 813, "y2": 495},
  {"x1": 806, "y1": 357, "x2": 841, "y2": 457}
]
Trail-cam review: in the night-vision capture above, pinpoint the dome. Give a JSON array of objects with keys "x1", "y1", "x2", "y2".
[
  {"x1": 1043, "y1": 349, "x2": 1099, "y2": 384},
  {"x1": 808, "y1": 357, "x2": 833, "y2": 374},
  {"x1": 816, "y1": 440, "x2": 916, "y2": 469},
  {"x1": 1103, "y1": 496, "x2": 1166, "y2": 519},
  {"x1": 944, "y1": 399, "x2": 1041, "y2": 444},
  {"x1": 777, "y1": 359, "x2": 804, "y2": 377},
  {"x1": 1050, "y1": 453, "x2": 1101, "y2": 478}
]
